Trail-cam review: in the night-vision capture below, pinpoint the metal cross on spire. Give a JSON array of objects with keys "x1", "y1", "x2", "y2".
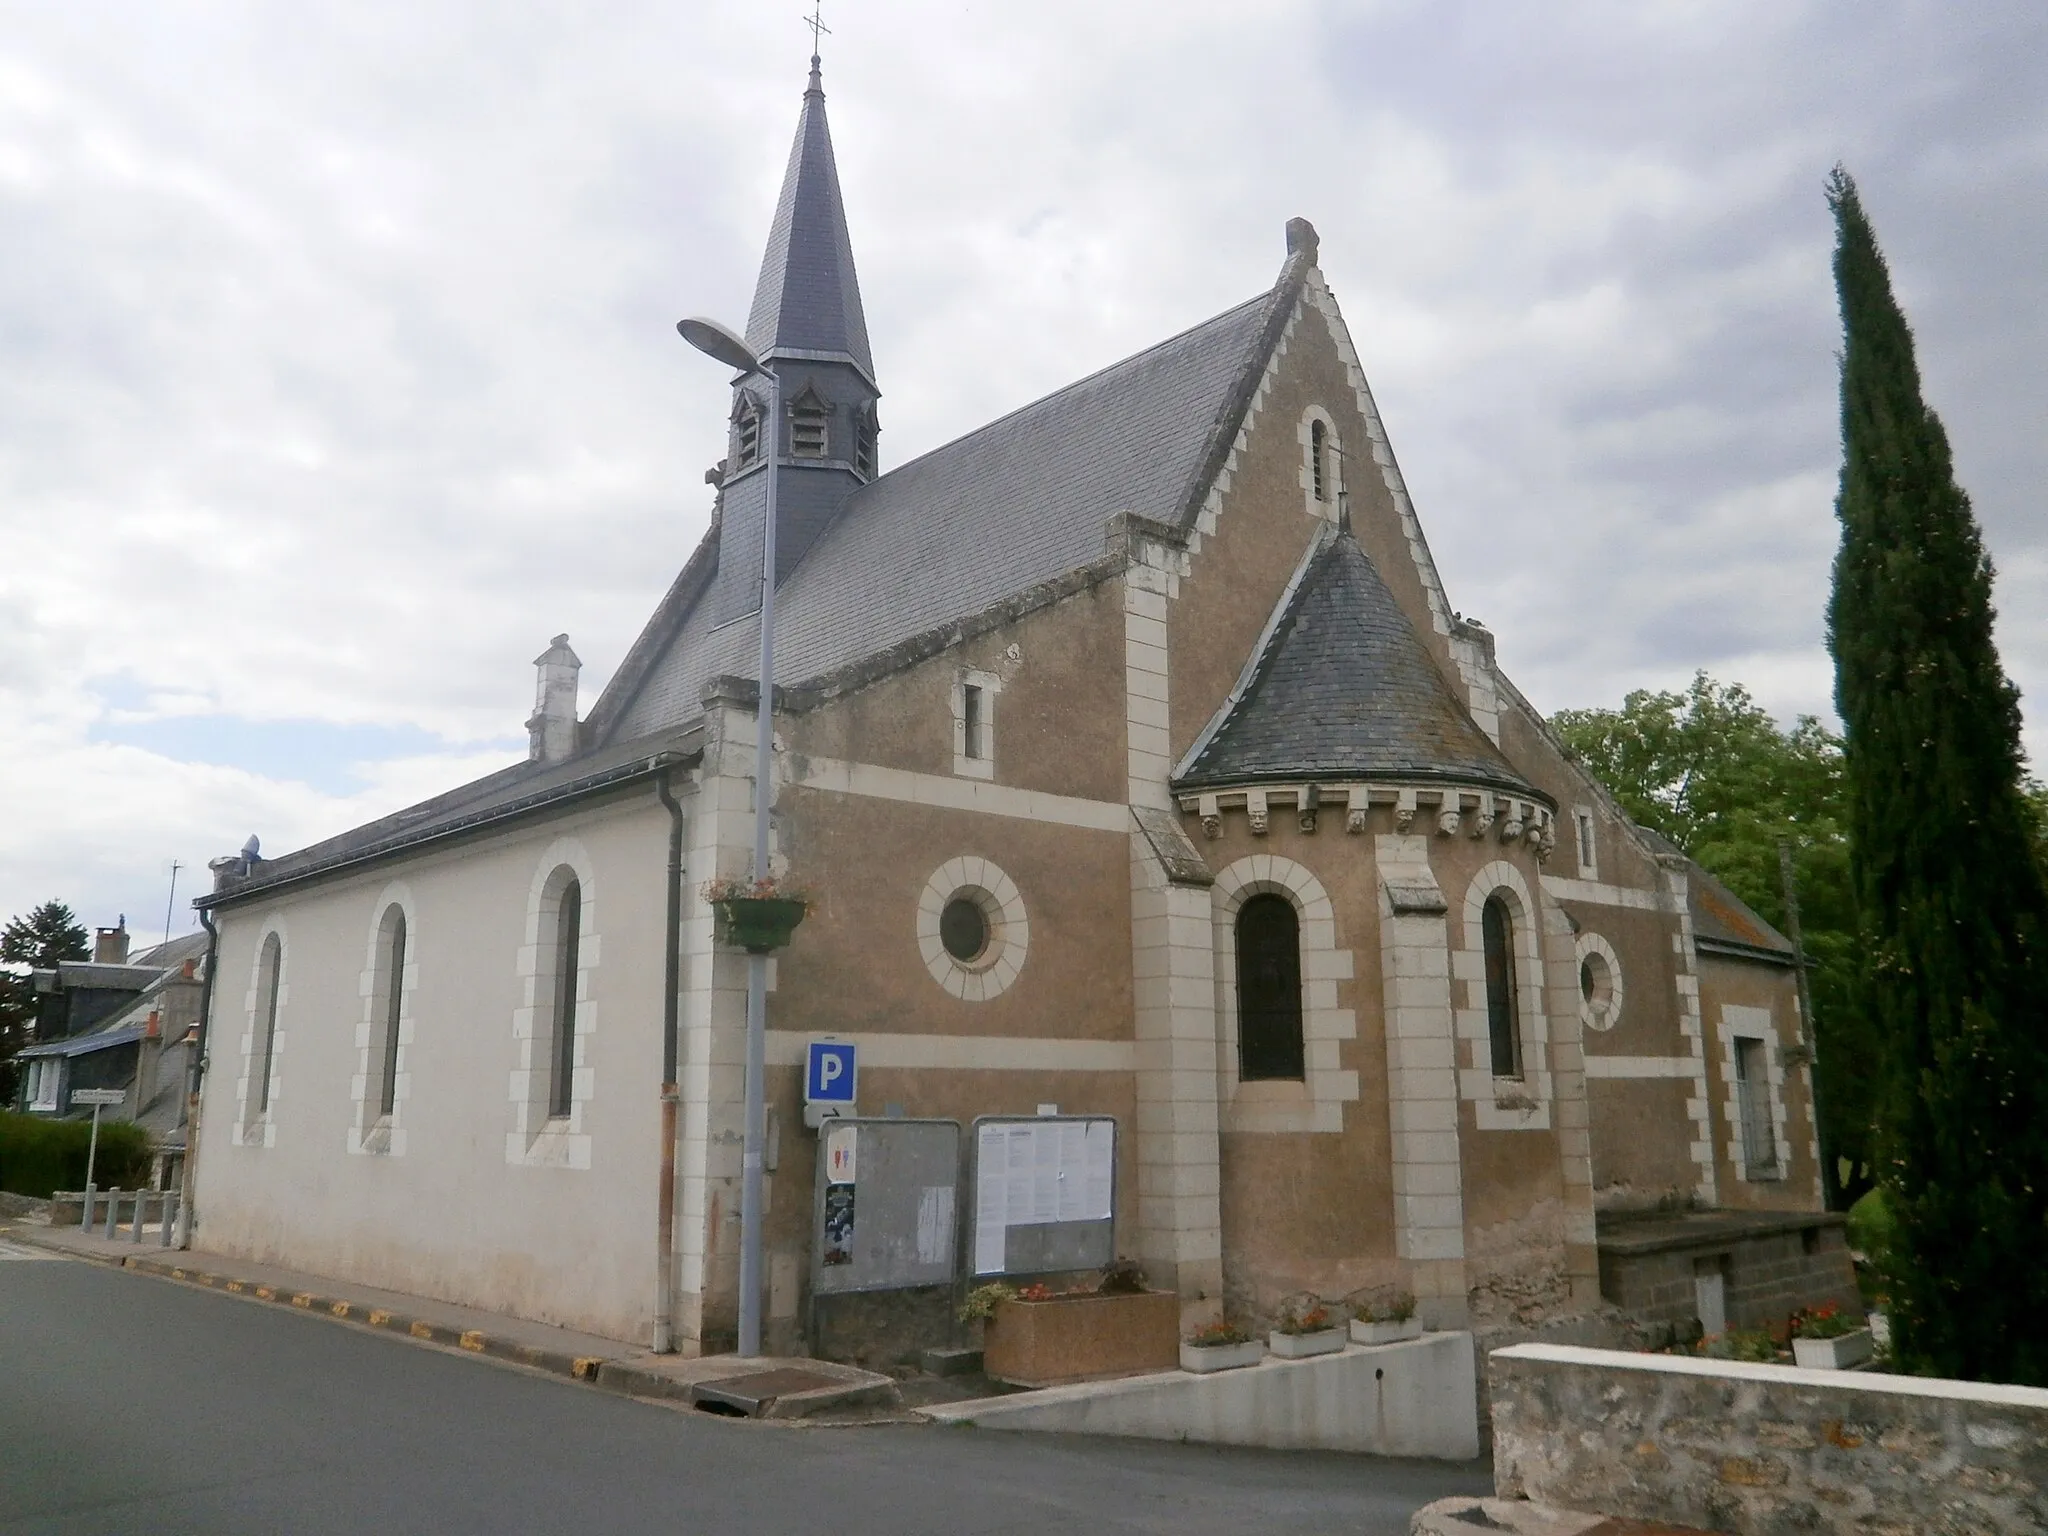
[{"x1": 804, "y1": 0, "x2": 831, "y2": 60}]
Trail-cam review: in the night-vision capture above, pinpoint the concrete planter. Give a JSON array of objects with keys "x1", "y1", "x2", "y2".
[
  {"x1": 1350, "y1": 1317, "x2": 1423, "y2": 1346},
  {"x1": 1791, "y1": 1327, "x2": 1874, "y2": 1370},
  {"x1": 983, "y1": 1291, "x2": 1180, "y2": 1387},
  {"x1": 1269, "y1": 1327, "x2": 1346, "y2": 1359},
  {"x1": 1179, "y1": 1339, "x2": 1265, "y2": 1374}
]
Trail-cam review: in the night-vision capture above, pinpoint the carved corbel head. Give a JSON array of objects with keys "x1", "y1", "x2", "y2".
[
  {"x1": 1346, "y1": 807, "x2": 1368, "y2": 834},
  {"x1": 1202, "y1": 815, "x2": 1222, "y2": 840},
  {"x1": 1248, "y1": 810, "x2": 1269, "y2": 836},
  {"x1": 1437, "y1": 807, "x2": 1461, "y2": 836}
]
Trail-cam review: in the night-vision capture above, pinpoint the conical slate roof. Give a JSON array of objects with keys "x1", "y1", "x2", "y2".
[
  {"x1": 745, "y1": 57, "x2": 873, "y2": 378},
  {"x1": 1176, "y1": 530, "x2": 1541, "y2": 798}
]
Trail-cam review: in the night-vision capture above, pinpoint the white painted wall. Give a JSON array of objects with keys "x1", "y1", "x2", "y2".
[{"x1": 192, "y1": 790, "x2": 679, "y2": 1343}]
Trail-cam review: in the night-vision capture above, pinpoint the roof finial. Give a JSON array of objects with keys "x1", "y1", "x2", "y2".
[{"x1": 804, "y1": 1, "x2": 831, "y2": 87}]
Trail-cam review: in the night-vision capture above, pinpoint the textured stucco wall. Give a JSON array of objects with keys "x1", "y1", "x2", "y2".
[{"x1": 1491, "y1": 1343, "x2": 2048, "y2": 1534}]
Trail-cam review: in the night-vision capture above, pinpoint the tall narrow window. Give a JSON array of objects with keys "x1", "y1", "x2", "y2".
[
  {"x1": 549, "y1": 880, "x2": 581, "y2": 1120},
  {"x1": 1236, "y1": 894, "x2": 1305, "y2": 1081},
  {"x1": 254, "y1": 934, "x2": 282, "y2": 1116},
  {"x1": 377, "y1": 907, "x2": 407, "y2": 1117},
  {"x1": 790, "y1": 392, "x2": 829, "y2": 458},
  {"x1": 1575, "y1": 810, "x2": 1597, "y2": 877},
  {"x1": 1310, "y1": 418, "x2": 1329, "y2": 502},
  {"x1": 1735, "y1": 1038, "x2": 1778, "y2": 1176},
  {"x1": 1482, "y1": 894, "x2": 1521, "y2": 1078},
  {"x1": 962, "y1": 685, "x2": 984, "y2": 761}
]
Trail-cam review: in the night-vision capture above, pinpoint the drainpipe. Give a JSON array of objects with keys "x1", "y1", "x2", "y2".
[
  {"x1": 653, "y1": 771, "x2": 686, "y2": 1352},
  {"x1": 174, "y1": 907, "x2": 220, "y2": 1249}
]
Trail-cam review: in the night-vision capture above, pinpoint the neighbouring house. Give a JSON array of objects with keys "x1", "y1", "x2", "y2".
[
  {"x1": 187, "y1": 51, "x2": 1853, "y2": 1358},
  {"x1": 15, "y1": 922, "x2": 209, "y2": 1190}
]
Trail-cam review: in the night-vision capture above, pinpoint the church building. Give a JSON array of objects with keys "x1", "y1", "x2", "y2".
[{"x1": 192, "y1": 55, "x2": 1852, "y2": 1360}]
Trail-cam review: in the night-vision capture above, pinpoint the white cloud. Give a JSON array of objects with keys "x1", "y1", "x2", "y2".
[{"x1": 1, "y1": 0, "x2": 2043, "y2": 930}]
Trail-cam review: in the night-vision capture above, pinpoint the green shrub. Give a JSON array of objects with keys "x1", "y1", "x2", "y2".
[
  {"x1": 1846, "y1": 1187, "x2": 1895, "y2": 1260},
  {"x1": 0, "y1": 1111, "x2": 149, "y2": 1199}
]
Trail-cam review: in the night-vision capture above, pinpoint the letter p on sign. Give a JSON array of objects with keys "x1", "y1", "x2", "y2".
[{"x1": 806, "y1": 1040, "x2": 857, "y2": 1106}]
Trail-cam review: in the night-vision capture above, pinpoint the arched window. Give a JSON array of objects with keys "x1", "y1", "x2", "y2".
[
  {"x1": 548, "y1": 879, "x2": 581, "y2": 1120},
  {"x1": 252, "y1": 933, "x2": 282, "y2": 1118},
  {"x1": 1235, "y1": 894, "x2": 1305, "y2": 1081},
  {"x1": 376, "y1": 905, "x2": 407, "y2": 1117},
  {"x1": 790, "y1": 389, "x2": 829, "y2": 459},
  {"x1": 1482, "y1": 894, "x2": 1521, "y2": 1078},
  {"x1": 1309, "y1": 418, "x2": 1329, "y2": 502}
]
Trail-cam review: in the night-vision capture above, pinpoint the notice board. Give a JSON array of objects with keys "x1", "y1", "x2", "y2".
[
  {"x1": 968, "y1": 1115, "x2": 1117, "y2": 1277},
  {"x1": 809, "y1": 1118, "x2": 961, "y2": 1296}
]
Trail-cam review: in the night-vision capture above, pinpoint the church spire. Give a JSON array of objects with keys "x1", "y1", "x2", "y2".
[{"x1": 744, "y1": 52, "x2": 874, "y2": 381}]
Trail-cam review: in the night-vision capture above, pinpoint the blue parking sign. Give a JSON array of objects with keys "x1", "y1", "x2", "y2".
[{"x1": 806, "y1": 1040, "x2": 858, "y2": 1105}]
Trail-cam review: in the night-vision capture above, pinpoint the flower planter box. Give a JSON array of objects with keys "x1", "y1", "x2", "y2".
[
  {"x1": 712, "y1": 896, "x2": 807, "y2": 954},
  {"x1": 1792, "y1": 1327, "x2": 1874, "y2": 1370},
  {"x1": 1350, "y1": 1317, "x2": 1423, "y2": 1346},
  {"x1": 982, "y1": 1291, "x2": 1180, "y2": 1387},
  {"x1": 1179, "y1": 1339, "x2": 1265, "y2": 1374},
  {"x1": 1268, "y1": 1327, "x2": 1346, "y2": 1359}
]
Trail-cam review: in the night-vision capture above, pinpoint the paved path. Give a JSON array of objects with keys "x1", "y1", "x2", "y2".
[{"x1": 0, "y1": 1257, "x2": 1489, "y2": 1535}]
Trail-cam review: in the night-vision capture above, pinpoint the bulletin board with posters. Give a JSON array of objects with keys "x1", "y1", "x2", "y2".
[
  {"x1": 967, "y1": 1115, "x2": 1117, "y2": 1277},
  {"x1": 808, "y1": 1118, "x2": 962, "y2": 1296}
]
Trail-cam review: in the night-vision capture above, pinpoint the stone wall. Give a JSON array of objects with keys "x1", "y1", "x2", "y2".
[
  {"x1": 1490, "y1": 1342, "x2": 2048, "y2": 1534},
  {"x1": 1598, "y1": 1209, "x2": 1858, "y2": 1334}
]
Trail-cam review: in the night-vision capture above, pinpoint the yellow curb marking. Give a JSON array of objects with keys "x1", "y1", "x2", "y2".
[
  {"x1": 573, "y1": 1357, "x2": 603, "y2": 1380},
  {"x1": 226, "y1": 1281, "x2": 244, "y2": 1293},
  {"x1": 409, "y1": 1321, "x2": 433, "y2": 1340},
  {"x1": 368, "y1": 1309, "x2": 392, "y2": 1327},
  {"x1": 460, "y1": 1330, "x2": 486, "y2": 1352},
  {"x1": 255, "y1": 1286, "x2": 275, "y2": 1300},
  {"x1": 331, "y1": 1302, "x2": 351, "y2": 1318},
  {"x1": 171, "y1": 1269, "x2": 185, "y2": 1280},
  {"x1": 291, "y1": 1293, "x2": 313, "y2": 1308}
]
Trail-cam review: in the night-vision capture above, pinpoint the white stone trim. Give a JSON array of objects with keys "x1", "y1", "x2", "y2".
[
  {"x1": 951, "y1": 668, "x2": 1001, "y2": 780},
  {"x1": 1179, "y1": 295, "x2": 1299, "y2": 563},
  {"x1": 1583, "y1": 1055, "x2": 1698, "y2": 1079},
  {"x1": 1297, "y1": 403, "x2": 1343, "y2": 522},
  {"x1": 1125, "y1": 576, "x2": 1174, "y2": 809},
  {"x1": 1574, "y1": 930, "x2": 1623, "y2": 1033},
  {"x1": 349, "y1": 883, "x2": 417, "y2": 1158},
  {"x1": 1572, "y1": 806, "x2": 1598, "y2": 880},
  {"x1": 1659, "y1": 861, "x2": 1719, "y2": 1203},
  {"x1": 506, "y1": 839, "x2": 599, "y2": 1170},
  {"x1": 235, "y1": 914, "x2": 289, "y2": 1147},
  {"x1": 1453, "y1": 862, "x2": 1552, "y2": 1130},
  {"x1": 1539, "y1": 875, "x2": 1661, "y2": 910},
  {"x1": 917, "y1": 856, "x2": 1028, "y2": 1002},
  {"x1": 1211, "y1": 855, "x2": 1358, "y2": 1134},
  {"x1": 797, "y1": 754, "x2": 1128, "y2": 832},
  {"x1": 1719, "y1": 1003, "x2": 1789, "y2": 1182}
]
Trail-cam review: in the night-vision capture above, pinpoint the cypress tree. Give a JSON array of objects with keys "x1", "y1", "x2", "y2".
[{"x1": 1826, "y1": 167, "x2": 2048, "y2": 1383}]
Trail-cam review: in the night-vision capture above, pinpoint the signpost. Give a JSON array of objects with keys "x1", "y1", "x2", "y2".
[
  {"x1": 73, "y1": 1088, "x2": 126, "y2": 1230},
  {"x1": 803, "y1": 1040, "x2": 857, "y2": 1128}
]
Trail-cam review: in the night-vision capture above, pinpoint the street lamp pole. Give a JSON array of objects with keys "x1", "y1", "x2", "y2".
[{"x1": 677, "y1": 316, "x2": 778, "y2": 1358}]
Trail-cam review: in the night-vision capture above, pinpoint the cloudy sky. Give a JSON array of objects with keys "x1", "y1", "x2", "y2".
[{"x1": 2, "y1": 0, "x2": 2042, "y2": 942}]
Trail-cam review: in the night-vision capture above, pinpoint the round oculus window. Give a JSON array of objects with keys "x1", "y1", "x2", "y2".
[{"x1": 940, "y1": 896, "x2": 991, "y2": 963}]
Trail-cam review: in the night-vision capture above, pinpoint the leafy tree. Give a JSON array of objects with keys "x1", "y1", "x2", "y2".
[
  {"x1": 1553, "y1": 675, "x2": 1876, "y2": 1204},
  {"x1": 0, "y1": 901, "x2": 90, "y2": 1104},
  {"x1": 1827, "y1": 167, "x2": 2048, "y2": 1385}
]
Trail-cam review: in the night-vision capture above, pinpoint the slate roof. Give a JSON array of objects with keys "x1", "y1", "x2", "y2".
[
  {"x1": 745, "y1": 59, "x2": 873, "y2": 380},
  {"x1": 600, "y1": 288, "x2": 1281, "y2": 738},
  {"x1": 199, "y1": 726, "x2": 702, "y2": 908},
  {"x1": 1634, "y1": 828, "x2": 1795, "y2": 961},
  {"x1": 1175, "y1": 529, "x2": 1542, "y2": 799}
]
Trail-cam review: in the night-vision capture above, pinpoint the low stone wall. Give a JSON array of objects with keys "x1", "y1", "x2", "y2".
[
  {"x1": 1491, "y1": 1342, "x2": 2048, "y2": 1534},
  {"x1": 0, "y1": 1191, "x2": 51, "y2": 1220},
  {"x1": 1598, "y1": 1209, "x2": 1858, "y2": 1333}
]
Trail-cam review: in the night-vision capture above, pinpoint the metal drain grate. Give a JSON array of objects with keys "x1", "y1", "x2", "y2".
[{"x1": 688, "y1": 1368, "x2": 848, "y2": 1417}]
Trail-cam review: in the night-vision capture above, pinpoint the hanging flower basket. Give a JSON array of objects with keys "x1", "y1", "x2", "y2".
[{"x1": 705, "y1": 878, "x2": 810, "y2": 954}]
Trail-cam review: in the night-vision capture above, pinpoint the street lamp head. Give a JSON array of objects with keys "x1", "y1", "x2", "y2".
[{"x1": 676, "y1": 316, "x2": 764, "y2": 376}]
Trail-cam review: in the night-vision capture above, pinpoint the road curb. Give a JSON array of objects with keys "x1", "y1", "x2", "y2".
[{"x1": 9, "y1": 1230, "x2": 616, "y2": 1389}]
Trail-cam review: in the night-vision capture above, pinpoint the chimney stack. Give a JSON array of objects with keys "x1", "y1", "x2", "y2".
[
  {"x1": 528, "y1": 634, "x2": 582, "y2": 764},
  {"x1": 93, "y1": 918, "x2": 129, "y2": 965}
]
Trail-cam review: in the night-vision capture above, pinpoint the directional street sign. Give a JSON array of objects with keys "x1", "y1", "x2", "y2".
[{"x1": 71, "y1": 1089, "x2": 127, "y2": 1106}]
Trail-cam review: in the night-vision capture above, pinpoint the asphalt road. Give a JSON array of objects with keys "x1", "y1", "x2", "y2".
[{"x1": 0, "y1": 1255, "x2": 1489, "y2": 1535}]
